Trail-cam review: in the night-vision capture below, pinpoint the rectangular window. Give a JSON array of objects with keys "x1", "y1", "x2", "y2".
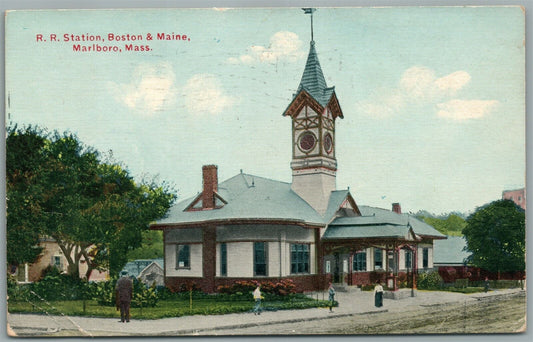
[
  {"x1": 374, "y1": 249, "x2": 383, "y2": 270},
  {"x1": 254, "y1": 242, "x2": 267, "y2": 276},
  {"x1": 176, "y1": 244, "x2": 190, "y2": 269},
  {"x1": 220, "y1": 243, "x2": 227, "y2": 276},
  {"x1": 291, "y1": 244, "x2": 310, "y2": 274},
  {"x1": 423, "y1": 248, "x2": 429, "y2": 268},
  {"x1": 352, "y1": 251, "x2": 367, "y2": 272},
  {"x1": 53, "y1": 256, "x2": 61, "y2": 268},
  {"x1": 405, "y1": 250, "x2": 412, "y2": 269}
]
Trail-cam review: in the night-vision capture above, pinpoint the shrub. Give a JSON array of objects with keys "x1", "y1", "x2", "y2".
[
  {"x1": 417, "y1": 271, "x2": 443, "y2": 290},
  {"x1": 132, "y1": 282, "x2": 159, "y2": 308},
  {"x1": 445, "y1": 287, "x2": 485, "y2": 294},
  {"x1": 94, "y1": 279, "x2": 117, "y2": 306},
  {"x1": 29, "y1": 268, "x2": 95, "y2": 301},
  {"x1": 454, "y1": 278, "x2": 469, "y2": 288},
  {"x1": 216, "y1": 279, "x2": 296, "y2": 296},
  {"x1": 361, "y1": 284, "x2": 374, "y2": 291},
  {"x1": 7, "y1": 274, "x2": 31, "y2": 302}
]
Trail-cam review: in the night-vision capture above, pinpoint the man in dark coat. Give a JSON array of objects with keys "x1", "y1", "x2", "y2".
[{"x1": 115, "y1": 271, "x2": 133, "y2": 323}]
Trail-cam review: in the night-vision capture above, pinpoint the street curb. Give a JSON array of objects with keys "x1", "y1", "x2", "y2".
[{"x1": 149, "y1": 309, "x2": 389, "y2": 336}]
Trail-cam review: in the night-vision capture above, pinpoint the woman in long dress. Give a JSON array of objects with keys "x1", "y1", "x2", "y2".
[{"x1": 374, "y1": 281, "x2": 384, "y2": 307}]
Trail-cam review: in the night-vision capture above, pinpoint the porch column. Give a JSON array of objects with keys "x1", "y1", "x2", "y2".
[
  {"x1": 412, "y1": 245, "x2": 418, "y2": 291},
  {"x1": 394, "y1": 247, "x2": 399, "y2": 291}
]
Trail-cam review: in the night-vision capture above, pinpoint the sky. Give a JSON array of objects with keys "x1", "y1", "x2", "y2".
[{"x1": 5, "y1": 7, "x2": 525, "y2": 215}]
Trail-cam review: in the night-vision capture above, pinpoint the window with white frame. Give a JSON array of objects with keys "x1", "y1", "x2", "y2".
[
  {"x1": 353, "y1": 251, "x2": 366, "y2": 271},
  {"x1": 291, "y1": 244, "x2": 310, "y2": 274},
  {"x1": 176, "y1": 244, "x2": 190, "y2": 269},
  {"x1": 374, "y1": 248, "x2": 383, "y2": 270},
  {"x1": 254, "y1": 242, "x2": 267, "y2": 276},
  {"x1": 422, "y1": 248, "x2": 429, "y2": 268},
  {"x1": 220, "y1": 243, "x2": 227, "y2": 276},
  {"x1": 405, "y1": 249, "x2": 412, "y2": 269}
]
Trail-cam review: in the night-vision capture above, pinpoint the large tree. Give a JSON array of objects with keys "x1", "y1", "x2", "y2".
[
  {"x1": 6, "y1": 126, "x2": 176, "y2": 278},
  {"x1": 462, "y1": 199, "x2": 525, "y2": 274},
  {"x1": 6, "y1": 125, "x2": 48, "y2": 267}
]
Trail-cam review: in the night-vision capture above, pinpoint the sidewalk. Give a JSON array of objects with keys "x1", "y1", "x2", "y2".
[{"x1": 7, "y1": 288, "x2": 524, "y2": 337}]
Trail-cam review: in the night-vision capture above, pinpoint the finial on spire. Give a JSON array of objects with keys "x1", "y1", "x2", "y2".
[{"x1": 302, "y1": 8, "x2": 316, "y2": 42}]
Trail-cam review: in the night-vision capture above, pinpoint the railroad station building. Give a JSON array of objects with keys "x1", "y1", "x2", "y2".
[{"x1": 150, "y1": 31, "x2": 445, "y2": 294}]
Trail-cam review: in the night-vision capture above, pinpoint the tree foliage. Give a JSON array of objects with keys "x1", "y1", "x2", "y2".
[
  {"x1": 126, "y1": 230, "x2": 164, "y2": 261},
  {"x1": 6, "y1": 125, "x2": 176, "y2": 278},
  {"x1": 421, "y1": 214, "x2": 466, "y2": 237},
  {"x1": 6, "y1": 125, "x2": 48, "y2": 265},
  {"x1": 462, "y1": 199, "x2": 525, "y2": 273}
]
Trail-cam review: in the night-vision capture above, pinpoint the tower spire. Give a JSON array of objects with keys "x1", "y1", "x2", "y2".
[{"x1": 302, "y1": 8, "x2": 316, "y2": 42}]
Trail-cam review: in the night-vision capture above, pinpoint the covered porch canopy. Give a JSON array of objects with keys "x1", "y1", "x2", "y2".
[{"x1": 321, "y1": 206, "x2": 446, "y2": 291}]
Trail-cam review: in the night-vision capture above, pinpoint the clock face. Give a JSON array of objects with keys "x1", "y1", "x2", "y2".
[
  {"x1": 298, "y1": 132, "x2": 316, "y2": 152},
  {"x1": 324, "y1": 133, "x2": 333, "y2": 154}
]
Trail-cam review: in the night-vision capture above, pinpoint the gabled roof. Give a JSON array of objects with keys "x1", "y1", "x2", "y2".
[
  {"x1": 323, "y1": 190, "x2": 361, "y2": 220},
  {"x1": 153, "y1": 173, "x2": 327, "y2": 228},
  {"x1": 322, "y1": 206, "x2": 446, "y2": 241},
  {"x1": 433, "y1": 236, "x2": 470, "y2": 265},
  {"x1": 121, "y1": 258, "x2": 164, "y2": 278}
]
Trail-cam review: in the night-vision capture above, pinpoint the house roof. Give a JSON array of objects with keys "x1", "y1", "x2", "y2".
[
  {"x1": 121, "y1": 258, "x2": 164, "y2": 278},
  {"x1": 322, "y1": 206, "x2": 446, "y2": 241},
  {"x1": 153, "y1": 173, "x2": 326, "y2": 227},
  {"x1": 153, "y1": 171, "x2": 444, "y2": 244},
  {"x1": 433, "y1": 236, "x2": 470, "y2": 265}
]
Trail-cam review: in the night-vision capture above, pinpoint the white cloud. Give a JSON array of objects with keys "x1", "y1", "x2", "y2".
[
  {"x1": 359, "y1": 66, "x2": 494, "y2": 121},
  {"x1": 434, "y1": 71, "x2": 471, "y2": 95},
  {"x1": 437, "y1": 99, "x2": 499, "y2": 120},
  {"x1": 399, "y1": 66, "x2": 437, "y2": 100},
  {"x1": 109, "y1": 62, "x2": 177, "y2": 116},
  {"x1": 182, "y1": 74, "x2": 237, "y2": 115},
  {"x1": 227, "y1": 31, "x2": 305, "y2": 64}
]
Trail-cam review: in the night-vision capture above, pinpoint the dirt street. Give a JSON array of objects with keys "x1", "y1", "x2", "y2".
[{"x1": 199, "y1": 291, "x2": 526, "y2": 335}]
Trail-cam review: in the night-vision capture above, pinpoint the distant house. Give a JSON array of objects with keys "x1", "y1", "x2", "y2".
[
  {"x1": 12, "y1": 237, "x2": 108, "y2": 283},
  {"x1": 150, "y1": 35, "x2": 445, "y2": 294},
  {"x1": 121, "y1": 259, "x2": 164, "y2": 287},
  {"x1": 433, "y1": 236, "x2": 470, "y2": 268},
  {"x1": 502, "y1": 188, "x2": 526, "y2": 210},
  {"x1": 433, "y1": 236, "x2": 471, "y2": 283},
  {"x1": 433, "y1": 235, "x2": 524, "y2": 282}
]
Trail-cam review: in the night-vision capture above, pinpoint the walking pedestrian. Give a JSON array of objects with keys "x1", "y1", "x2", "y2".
[
  {"x1": 484, "y1": 277, "x2": 490, "y2": 293},
  {"x1": 328, "y1": 282, "x2": 336, "y2": 312},
  {"x1": 252, "y1": 284, "x2": 263, "y2": 315},
  {"x1": 374, "y1": 280, "x2": 384, "y2": 307},
  {"x1": 115, "y1": 271, "x2": 133, "y2": 323}
]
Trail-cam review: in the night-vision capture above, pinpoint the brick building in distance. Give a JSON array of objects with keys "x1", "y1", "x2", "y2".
[{"x1": 502, "y1": 188, "x2": 526, "y2": 210}]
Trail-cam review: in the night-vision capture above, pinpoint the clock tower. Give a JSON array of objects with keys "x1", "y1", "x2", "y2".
[{"x1": 283, "y1": 38, "x2": 344, "y2": 215}]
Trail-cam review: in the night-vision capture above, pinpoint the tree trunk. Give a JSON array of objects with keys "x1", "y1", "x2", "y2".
[{"x1": 81, "y1": 249, "x2": 94, "y2": 280}]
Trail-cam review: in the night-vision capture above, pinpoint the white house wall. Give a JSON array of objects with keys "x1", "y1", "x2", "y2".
[{"x1": 165, "y1": 243, "x2": 203, "y2": 277}]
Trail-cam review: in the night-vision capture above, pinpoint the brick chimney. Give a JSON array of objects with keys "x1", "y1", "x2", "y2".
[
  {"x1": 392, "y1": 203, "x2": 401, "y2": 214},
  {"x1": 202, "y1": 165, "x2": 218, "y2": 209}
]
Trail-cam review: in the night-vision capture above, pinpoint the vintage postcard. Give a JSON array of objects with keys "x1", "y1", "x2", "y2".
[{"x1": 5, "y1": 6, "x2": 527, "y2": 337}]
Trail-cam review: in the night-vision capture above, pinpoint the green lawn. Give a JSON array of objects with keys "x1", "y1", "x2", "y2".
[{"x1": 8, "y1": 297, "x2": 331, "y2": 320}]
